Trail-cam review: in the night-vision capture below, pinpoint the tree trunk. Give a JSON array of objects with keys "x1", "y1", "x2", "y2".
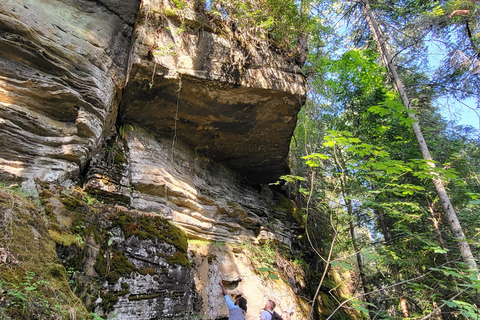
[
  {"x1": 360, "y1": 0, "x2": 479, "y2": 275},
  {"x1": 426, "y1": 198, "x2": 449, "y2": 263},
  {"x1": 335, "y1": 146, "x2": 374, "y2": 319},
  {"x1": 376, "y1": 207, "x2": 410, "y2": 318},
  {"x1": 348, "y1": 218, "x2": 374, "y2": 319}
]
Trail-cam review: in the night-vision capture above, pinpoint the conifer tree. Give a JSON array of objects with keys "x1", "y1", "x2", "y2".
[{"x1": 359, "y1": 0, "x2": 479, "y2": 278}]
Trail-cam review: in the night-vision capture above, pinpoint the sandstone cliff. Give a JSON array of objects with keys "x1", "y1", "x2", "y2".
[{"x1": 0, "y1": 0, "x2": 321, "y2": 319}]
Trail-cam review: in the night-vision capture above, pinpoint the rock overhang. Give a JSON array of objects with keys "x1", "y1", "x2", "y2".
[
  {"x1": 121, "y1": 68, "x2": 304, "y2": 184},
  {"x1": 120, "y1": 0, "x2": 306, "y2": 184}
]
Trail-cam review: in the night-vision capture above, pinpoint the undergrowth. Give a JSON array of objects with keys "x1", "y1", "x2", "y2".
[{"x1": 0, "y1": 184, "x2": 91, "y2": 319}]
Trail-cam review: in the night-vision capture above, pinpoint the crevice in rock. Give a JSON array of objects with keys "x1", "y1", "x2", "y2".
[{"x1": 95, "y1": 0, "x2": 142, "y2": 27}]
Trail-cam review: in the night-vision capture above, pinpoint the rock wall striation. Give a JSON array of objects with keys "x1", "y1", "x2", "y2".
[
  {"x1": 82, "y1": 126, "x2": 308, "y2": 319},
  {"x1": 0, "y1": 0, "x2": 141, "y2": 185},
  {"x1": 0, "y1": 0, "x2": 310, "y2": 319}
]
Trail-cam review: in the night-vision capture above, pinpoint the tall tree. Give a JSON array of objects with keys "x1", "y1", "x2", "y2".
[
  {"x1": 288, "y1": 0, "x2": 480, "y2": 317},
  {"x1": 359, "y1": 0, "x2": 479, "y2": 277}
]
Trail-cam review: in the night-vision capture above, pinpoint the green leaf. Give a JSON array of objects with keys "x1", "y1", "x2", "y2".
[
  {"x1": 271, "y1": 175, "x2": 306, "y2": 185},
  {"x1": 330, "y1": 261, "x2": 356, "y2": 271}
]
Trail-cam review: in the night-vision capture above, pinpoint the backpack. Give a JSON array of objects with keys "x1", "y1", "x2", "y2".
[{"x1": 268, "y1": 310, "x2": 283, "y2": 320}]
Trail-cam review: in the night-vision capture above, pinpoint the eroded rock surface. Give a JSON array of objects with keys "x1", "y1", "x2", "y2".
[
  {"x1": 0, "y1": 1, "x2": 310, "y2": 319},
  {"x1": 0, "y1": 0, "x2": 140, "y2": 185},
  {"x1": 42, "y1": 186, "x2": 199, "y2": 320},
  {"x1": 120, "y1": 0, "x2": 305, "y2": 184},
  {"x1": 82, "y1": 126, "x2": 308, "y2": 318},
  {"x1": 189, "y1": 242, "x2": 307, "y2": 320},
  {"x1": 87, "y1": 126, "x2": 299, "y2": 246},
  {"x1": 93, "y1": 213, "x2": 199, "y2": 319},
  {"x1": 41, "y1": 173, "x2": 309, "y2": 320}
]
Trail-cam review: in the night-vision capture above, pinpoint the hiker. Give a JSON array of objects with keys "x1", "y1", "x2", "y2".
[
  {"x1": 219, "y1": 281, "x2": 247, "y2": 320},
  {"x1": 260, "y1": 300, "x2": 283, "y2": 320}
]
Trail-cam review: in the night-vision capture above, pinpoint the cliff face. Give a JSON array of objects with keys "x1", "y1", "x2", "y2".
[
  {"x1": 0, "y1": 0, "x2": 309, "y2": 319},
  {"x1": 0, "y1": 0, "x2": 140, "y2": 183},
  {"x1": 0, "y1": 0, "x2": 304, "y2": 186},
  {"x1": 121, "y1": 0, "x2": 305, "y2": 184}
]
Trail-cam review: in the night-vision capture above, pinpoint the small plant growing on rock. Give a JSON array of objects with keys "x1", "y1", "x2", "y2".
[{"x1": 118, "y1": 124, "x2": 134, "y2": 140}]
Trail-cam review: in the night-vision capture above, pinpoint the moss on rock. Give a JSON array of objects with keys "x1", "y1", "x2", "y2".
[
  {"x1": 113, "y1": 212, "x2": 188, "y2": 253},
  {"x1": 0, "y1": 186, "x2": 91, "y2": 320},
  {"x1": 95, "y1": 249, "x2": 137, "y2": 284},
  {"x1": 167, "y1": 251, "x2": 190, "y2": 267},
  {"x1": 128, "y1": 293, "x2": 161, "y2": 301},
  {"x1": 48, "y1": 229, "x2": 82, "y2": 248},
  {"x1": 0, "y1": 181, "x2": 196, "y2": 319}
]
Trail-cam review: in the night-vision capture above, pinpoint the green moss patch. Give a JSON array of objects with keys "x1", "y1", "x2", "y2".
[
  {"x1": 48, "y1": 229, "x2": 83, "y2": 248},
  {"x1": 269, "y1": 192, "x2": 304, "y2": 225},
  {"x1": 138, "y1": 267, "x2": 157, "y2": 276},
  {"x1": 99, "y1": 291, "x2": 119, "y2": 313},
  {"x1": 113, "y1": 212, "x2": 188, "y2": 253},
  {"x1": 0, "y1": 186, "x2": 90, "y2": 320},
  {"x1": 167, "y1": 251, "x2": 190, "y2": 266},
  {"x1": 128, "y1": 293, "x2": 161, "y2": 301},
  {"x1": 95, "y1": 250, "x2": 137, "y2": 284}
]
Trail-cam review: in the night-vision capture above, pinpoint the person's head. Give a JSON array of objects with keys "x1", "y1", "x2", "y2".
[
  {"x1": 265, "y1": 300, "x2": 276, "y2": 311},
  {"x1": 235, "y1": 294, "x2": 248, "y2": 312}
]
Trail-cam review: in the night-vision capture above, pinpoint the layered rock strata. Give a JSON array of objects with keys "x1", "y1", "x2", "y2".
[
  {"x1": 86, "y1": 126, "x2": 300, "y2": 246},
  {"x1": 0, "y1": 0, "x2": 141, "y2": 185},
  {"x1": 0, "y1": 0, "x2": 305, "y2": 186},
  {"x1": 82, "y1": 127, "x2": 308, "y2": 318},
  {"x1": 0, "y1": 0, "x2": 309, "y2": 319},
  {"x1": 121, "y1": 0, "x2": 305, "y2": 184}
]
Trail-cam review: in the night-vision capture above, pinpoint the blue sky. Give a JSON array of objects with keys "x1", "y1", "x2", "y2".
[
  {"x1": 438, "y1": 97, "x2": 479, "y2": 128},
  {"x1": 426, "y1": 35, "x2": 479, "y2": 129}
]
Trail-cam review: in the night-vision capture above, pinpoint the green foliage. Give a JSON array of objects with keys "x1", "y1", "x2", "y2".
[
  {"x1": 152, "y1": 43, "x2": 177, "y2": 58},
  {"x1": 164, "y1": 0, "x2": 187, "y2": 16},
  {"x1": 290, "y1": 20, "x2": 480, "y2": 315},
  {"x1": 118, "y1": 124, "x2": 134, "y2": 140},
  {"x1": 90, "y1": 313, "x2": 107, "y2": 320},
  {"x1": 274, "y1": 174, "x2": 306, "y2": 184},
  {"x1": 206, "y1": 0, "x2": 312, "y2": 55},
  {"x1": 443, "y1": 300, "x2": 479, "y2": 318},
  {"x1": 422, "y1": 5, "x2": 444, "y2": 18},
  {"x1": 302, "y1": 153, "x2": 330, "y2": 167},
  {"x1": 0, "y1": 272, "x2": 63, "y2": 319},
  {"x1": 84, "y1": 193, "x2": 99, "y2": 206},
  {"x1": 245, "y1": 240, "x2": 286, "y2": 280},
  {"x1": 425, "y1": 265, "x2": 480, "y2": 317},
  {"x1": 368, "y1": 93, "x2": 417, "y2": 127}
]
